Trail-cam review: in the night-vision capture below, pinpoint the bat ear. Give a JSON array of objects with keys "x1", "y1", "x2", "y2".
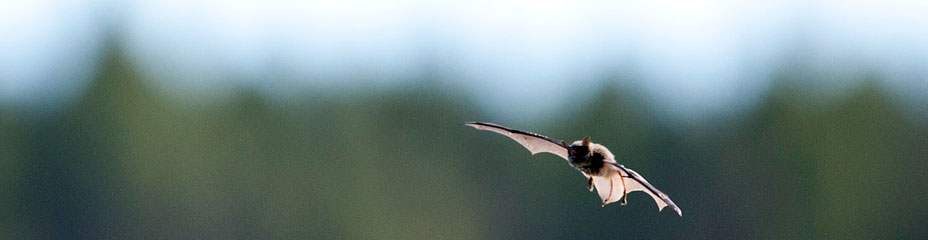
[{"x1": 582, "y1": 137, "x2": 591, "y2": 147}]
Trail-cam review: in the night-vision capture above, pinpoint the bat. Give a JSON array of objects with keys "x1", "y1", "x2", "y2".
[{"x1": 465, "y1": 121, "x2": 682, "y2": 216}]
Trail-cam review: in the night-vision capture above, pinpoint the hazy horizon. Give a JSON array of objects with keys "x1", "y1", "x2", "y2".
[{"x1": 2, "y1": 0, "x2": 925, "y2": 122}]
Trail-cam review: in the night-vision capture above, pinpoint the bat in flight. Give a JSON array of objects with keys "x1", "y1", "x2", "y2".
[{"x1": 465, "y1": 121, "x2": 682, "y2": 216}]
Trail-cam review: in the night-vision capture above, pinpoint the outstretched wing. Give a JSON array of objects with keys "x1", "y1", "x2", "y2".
[
  {"x1": 592, "y1": 163, "x2": 682, "y2": 216},
  {"x1": 464, "y1": 122, "x2": 569, "y2": 160}
]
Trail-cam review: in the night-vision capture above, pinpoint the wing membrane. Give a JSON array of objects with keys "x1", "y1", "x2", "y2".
[
  {"x1": 612, "y1": 163, "x2": 682, "y2": 216},
  {"x1": 591, "y1": 175, "x2": 628, "y2": 206},
  {"x1": 464, "y1": 122, "x2": 569, "y2": 160}
]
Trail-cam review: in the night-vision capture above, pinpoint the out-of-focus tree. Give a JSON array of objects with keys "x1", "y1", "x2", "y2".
[
  {"x1": 2, "y1": 40, "x2": 926, "y2": 239},
  {"x1": 810, "y1": 80, "x2": 927, "y2": 239},
  {"x1": 0, "y1": 106, "x2": 26, "y2": 238}
]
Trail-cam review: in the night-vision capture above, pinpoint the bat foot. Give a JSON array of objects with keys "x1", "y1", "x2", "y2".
[{"x1": 587, "y1": 177, "x2": 594, "y2": 192}]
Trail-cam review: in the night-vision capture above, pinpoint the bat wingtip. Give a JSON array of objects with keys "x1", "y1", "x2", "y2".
[
  {"x1": 660, "y1": 205, "x2": 683, "y2": 217},
  {"x1": 463, "y1": 121, "x2": 485, "y2": 127}
]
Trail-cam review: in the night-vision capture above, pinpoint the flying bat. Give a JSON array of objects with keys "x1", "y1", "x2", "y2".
[{"x1": 465, "y1": 121, "x2": 682, "y2": 216}]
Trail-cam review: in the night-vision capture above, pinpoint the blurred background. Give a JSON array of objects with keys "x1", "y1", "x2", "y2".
[{"x1": 1, "y1": 0, "x2": 926, "y2": 239}]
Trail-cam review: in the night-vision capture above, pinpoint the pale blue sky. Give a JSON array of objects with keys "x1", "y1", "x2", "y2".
[{"x1": 1, "y1": 0, "x2": 925, "y2": 120}]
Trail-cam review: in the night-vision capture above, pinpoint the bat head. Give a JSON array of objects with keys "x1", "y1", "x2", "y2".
[{"x1": 567, "y1": 137, "x2": 593, "y2": 162}]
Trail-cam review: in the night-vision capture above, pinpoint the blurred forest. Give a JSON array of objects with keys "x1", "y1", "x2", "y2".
[{"x1": 1, "y1": 44, "x2": 926, "y2": 239}]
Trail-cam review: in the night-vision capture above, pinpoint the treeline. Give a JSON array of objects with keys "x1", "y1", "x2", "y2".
[{"x1": 0, "y1": 46, "x2": 925, "y2": 239}]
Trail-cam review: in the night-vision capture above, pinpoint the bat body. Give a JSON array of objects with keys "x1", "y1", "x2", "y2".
[{"x1": 465, "y1": 121, "x2": 682, "y2": 216}]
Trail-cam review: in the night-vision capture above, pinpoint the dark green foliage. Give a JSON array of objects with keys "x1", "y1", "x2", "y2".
[{"x1": 0, "y1": 44, "x2": 925, "y2": 239}]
